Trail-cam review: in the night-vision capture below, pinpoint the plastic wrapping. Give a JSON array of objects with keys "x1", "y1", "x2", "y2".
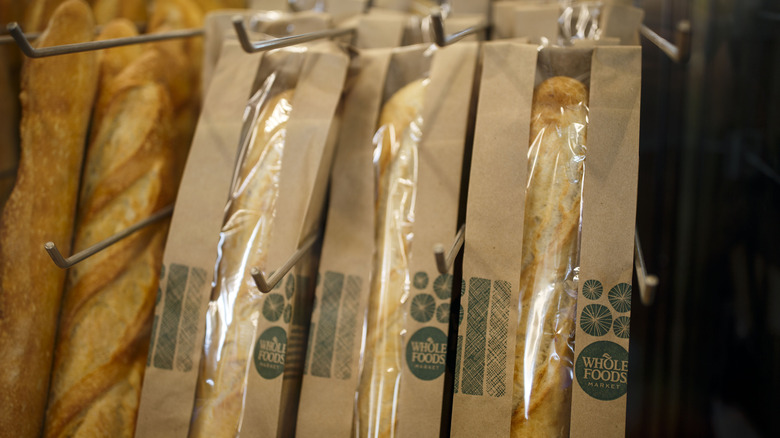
[
  {"x1": 559, "y1": 1, "x2": 603, "y2": 44},
  {"x1": 189, "y1": 78, "x2": 293, "y2": 437},
  {"x1": 356, "y1": 77, "x2": 428, "y2": 438},
  {"x1": 511, "y1": 74, "x2": 589, "y2": 437}
]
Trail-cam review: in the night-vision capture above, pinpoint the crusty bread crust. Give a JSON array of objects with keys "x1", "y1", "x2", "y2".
[
  {"x1": 0, "y1": 1, "x2": 98, "y2": 436},
  {"x1": 43, "y1": 48, "x2": 175, "y2": 438},
  {"x1": 357, "y1": 79, "x2": 426, "y2": 438},
  {"x1": 511, "y1": 76, "x2": 588, "y2": 438}
]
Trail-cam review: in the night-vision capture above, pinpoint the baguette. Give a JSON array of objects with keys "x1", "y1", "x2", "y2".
[
  {"x1": 24, "y1": 0, "x2": 68, "y2": 32},
  {"x1": 357, "y1": 79, "x2": 426, "y2": 438},
  {"x1": 0, "y1": 1, "x2": 98, "y2": 436},
  {"x1": 90, "y1": 18, "x2": 143, "y2": 141},
  {"x1": 189, "y1": 90, "x2": 294, "y2": 438},
  {"x1": 510, "y1": 76, "x2": 588, "y2": 437},
  {"x1": 93, "y1": 0, "x2": 147, "y2": 24},
  {"x1": 43, "y1": 49, "x2": 175, "y2": 438}
]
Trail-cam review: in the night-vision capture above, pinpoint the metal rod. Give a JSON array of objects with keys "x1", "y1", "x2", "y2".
[
  {"x1": 634, "y1": 229, "x2": 659, "y2": 306},
  {"x1": 251, "y1": 233, "x2": 318, "y2": 293},
  {"x1": 434, "y1": 224, "x2": 466, "y2": 274},
  {"x1": 640, "y1": 20, "x2": 691, "y2": 64},
  {"x1": 232, "y1": 17, "x2": 355, "y2": 54},
  {"x1": 6, "y1": 22, "x2": 203, "y2": 58},
  {"x1": 429, "y1": 11, "x2": 488, "y2": 47},
  {"x1": 44, "y1": 204, "x2": 174, "y2": 269}
]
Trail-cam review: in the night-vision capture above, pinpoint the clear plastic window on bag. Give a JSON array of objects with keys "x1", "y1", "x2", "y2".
[
  {"x1": 189, "y1": 72, "x2": 294, "y2": 437},
  {"x1": 511, "y1": 49, "x2": 591, "y2": 437},
  {"x1": 356, "y1": 74, "x2": 430, "y2": 438}
]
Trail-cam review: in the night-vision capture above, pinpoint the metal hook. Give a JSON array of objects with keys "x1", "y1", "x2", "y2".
[
  {"x1": 634, "y1": 229, "x2": 659, "y2": 306},
  {"x1": 44, "y1": 204, "x2": 174, "y2": 269},
  {"x1": 640, "y1": 20, "x2": 691, "y2": 64},
  {"x1": 429, "y1": 10, "x2": 488, "y2": 47},
  {"x1": 5, "y1": 22, "x2": 203, "y2": 58},
  {"x1": 251, "y1": 233, "x2": 318, "y2": 293},
  {"x1": 232, "y1": 16, "x2": 355, "y2": 54},
  {"x1": 434, "y1": 224, "x2": 465, "y2": 274}
]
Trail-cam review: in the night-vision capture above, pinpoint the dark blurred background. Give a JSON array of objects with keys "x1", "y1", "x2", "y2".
[{"x1": 628, "y1": 0, "x2": 779, "y2": 436}]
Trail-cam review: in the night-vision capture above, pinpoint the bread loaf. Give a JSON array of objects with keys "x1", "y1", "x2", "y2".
[
  {"x1": 24, "y1": 0, "x2": 69, "y2": 32},
  {"x1": 510, "y1": 76, "x2": 588, "y2": 437},
  {"x1": 43, "y1": 48, "x2": 175, "y2": 438},
  {"x1": 93, "y1": 0, "x2": 147, "y2": 24},
  {"x1": 189, "y1": 90, "x2": 294, "y2": 438},
  {"x1": 357, "y1": 79, "x2": 426, "y2": 438},
  {"x1": 0, "y1": 1, "x2": 98, "y2": 436},
  {"x1": 90, "y1": 18, "x2": 143, "y2": 141}
]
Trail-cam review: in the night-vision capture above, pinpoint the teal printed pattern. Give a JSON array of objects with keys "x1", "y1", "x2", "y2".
[
  {"x1": 454, "y1": 335, "x2": 463, "y2": 394},
  {"x1": 175, "y1": 267, "x2": 206, "y2": 372},
  {"x1": 153, "y1": 264, "x2": 188, "y2": 369},
  {"x1": 334, "y1": 275, "x2": 361, "y2": 380},
  {"x1": 582, "y1": 279, "x2": 603, "y2": 300},
  {"x1": 285, "y1": 323, "x2": 306, "y2": 378},
  {"x1": 486, "y1": 280, "x2": 510, "y2": 397},
  {"x1": 608, "y1": 283, "x2": 632, "y2": 313},
  {"x1": 148, "y1": 264, "x2": 165, "y2": 367},
  {"x1": 433, "y1": 273, "x2": 453, "y2": 300},
  {"x1": 311, "y1": 272, "x2": 344, "y2": 378},
  {"x1": 304, "y1": 322, "x2": 314, "y2": 376},
  {"x1": 462, "y1": 277, "x2": 490, "y2": 395}
]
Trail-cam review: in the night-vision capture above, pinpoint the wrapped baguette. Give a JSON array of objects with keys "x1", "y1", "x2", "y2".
[
  {"x1": 189, "y1": 90, "x2": 294, "y2": 437},
  {"x1": 511, "y1": 76, "x2": 588, "y2": 437},
  {"x1": 357, "y1": 78, "x2": 426, "y2": 438},
  {"x1": 0, "y1": 1, "x2": 98, "y2": 436},
  {"x1": 43, "y1": 48, "x2": 175, "y2": 438}
]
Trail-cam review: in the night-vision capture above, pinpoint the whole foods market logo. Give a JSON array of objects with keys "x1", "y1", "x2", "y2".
[
  {"x1": 253, "y1": 326, "x2": 287, "y2": 379},
  {"x1": 406, "y1": 327, "x2": 448, "y2": 381},
  {"x1": 575, "y1": 341, "x2": 628, "y2": 400}
]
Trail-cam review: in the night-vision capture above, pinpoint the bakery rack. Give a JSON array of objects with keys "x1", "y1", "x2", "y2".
[{"x1": 1, "y1": 5, "x2": 685, "y2": 304}]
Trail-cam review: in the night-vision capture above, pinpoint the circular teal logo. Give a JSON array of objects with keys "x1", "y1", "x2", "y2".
[
  {"x1": 262, "y1": 294, "x2": 285, "y2": 322},
  {"x1": 582, "y1": 279, "x2": 603, "y2": 300},
  {"x1": 433, "y1": 273, "x2": 453, "y2": 299},
  {"x1": 608, "y1": 283, "x2": 632, "y2": 313},
  {"x1": 285, "y1": 275, "x2": 295, "y2": 299},
  {"x1": 580, "y1": 304, "x2": 612, "y2": 337},
  {"x1": 575, "y1": 341, "x2": 628, "y2": 400},
  {"x1": 413, "y1": 272, "x2": 429, "y2": 290},
  {"x1": 253, "y1": 326, "x2": 287, "y2": 379},
  {"x1": 405, "y1": 327, "x2": 447, "y2": 381},
  {"x1": 436, "y1": 303, "x2": 450, "y2": 324},
  {"x1": 410, "y1": 294, "x2": 436, "y2": 323}
]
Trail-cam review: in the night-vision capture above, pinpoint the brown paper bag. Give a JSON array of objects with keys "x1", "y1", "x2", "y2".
[
  {"x1": 450, "y1": 40, "x2": 537, "y2": 438},
  {"x1": 451, "y1": 44, "x2": 641, "y2": 438},
  {"x1": 355, "y1": 9, "x2": 408, "y2": 48},
  {"x1": 600, "y1": 4, "x2": 645, "y2": 45},
  {"x1": 393, "y1": 41, "x2": 479, "y2": 438},
  {"x1": 135, "y1": 40, "x2": 263, "y2": 438},
  {"x1": 135, "y1": 39, "x2": 349, "y2": 438},
  {"x1": 296, "y1": 47, "x2": 392, "y2": 438}
]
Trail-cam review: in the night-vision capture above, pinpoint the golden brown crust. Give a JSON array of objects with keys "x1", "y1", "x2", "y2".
[
  {"x1": 510, "y1": 76, "x2": 588, "y2": 438},
  {"x1": 0, "y1": 1, "x2": 98, "y2": 437},
  {"x1": 92, "y1": 0, "x2": 148, "y2": 25},
  {"x1": 90, "y1": 18, "x2": 143, "y2": 141},
  {"x1": 24, "y1": 0, "x2": 68, "y2": 32},
  {"x1": 44, "y1": 49, "x2": 175, "y2": 438}
]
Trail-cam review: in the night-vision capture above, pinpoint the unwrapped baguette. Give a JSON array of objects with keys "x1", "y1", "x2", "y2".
[
  {"x1": 43, "y1": 48, "x2": 175, "y2": 438},
  {"x1": 511, "y1": 76, "x2": 588, "y2": 437},
  {"x1": 0, "y1": 1, "x2": 98, "y2": 436},
  {"x1": 189, "y1": 90, "x2": 294, "y2": 438},
  {"x1": 357, "y1": 79, "x2": 426, "y2": 438}
]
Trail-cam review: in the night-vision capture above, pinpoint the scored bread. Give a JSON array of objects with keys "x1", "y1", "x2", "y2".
[
  {"x1": 189, "y1": 90, "x2": 294, "y2": 438},
  {"x1": 43, "y1": 48, "x2": 175, "y2": 438},
  {"x1": 510, "y1": 76, "x2": 588, "y2": 437},
  {"x1": 0, "y1": 1, "x2": 98, "y2": 436},
  {"x1": 357, "y1": 79, "x2": 427, "y2": 438}
]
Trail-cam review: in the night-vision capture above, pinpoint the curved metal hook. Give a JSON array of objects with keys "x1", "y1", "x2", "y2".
[
  {"x1": 429, "y1": 10, "x2": 488, "y2": 47},
  {"x1": 232, "y1": 16, "x2": 355, "y2": 54},
  {"x1": 251, "y1": 233, "x2": 318, "y2": 293},
  {"x1": 6, "y1": 22, "x2": 203, "y2": 58},
  {"x1": 44, "y1": 204, "x2": 174, "y2": 269},
  {"x1": 640, "y1": 20, "x2": 691, "y2": 64},
  {"x1": 434, "y1": 224, "x2": 465, "y2": 274}
]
